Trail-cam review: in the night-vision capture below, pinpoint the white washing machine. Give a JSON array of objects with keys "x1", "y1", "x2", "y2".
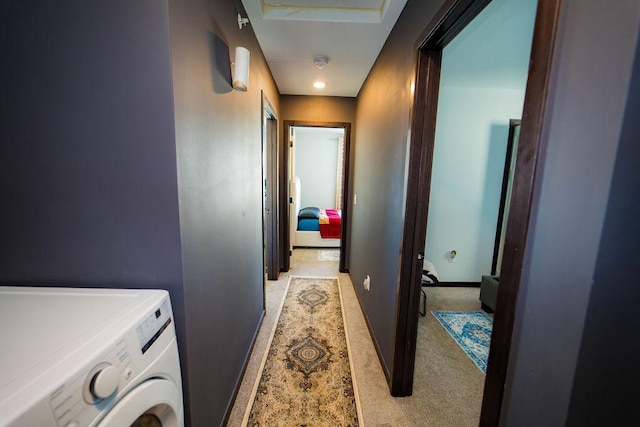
[{"x1": 0, "y1": 287, "x2": 184, "y2": 427}]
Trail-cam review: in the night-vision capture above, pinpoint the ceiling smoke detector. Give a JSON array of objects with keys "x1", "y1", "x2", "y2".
[{"x1": 313, "y1": 55, "x2": 329, "y2": 69}]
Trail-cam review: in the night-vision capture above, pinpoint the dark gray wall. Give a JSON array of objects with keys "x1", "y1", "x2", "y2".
[
  {"x1": 0, "y1": 0, "x2": 187, "y2": 417},
  {"x1": 168, "y1": 0, "x2": 280, "y2": 425},
  {"x1": 1, "y1": 0, "x2": 280, "y2": 426},
  {"x1": 0, "y1": 1, "x2": 182, "y2": 287},
  {"x1": 281, "y1": 95, "x2": 356, "y2": 122},
  {"x1": 502, "y1": 1, "x2": 640, "y2": 424},
  {"x1": 350, "y1": 0, "x2": 445, "y2": 375},
  {"x1": 567, "y1": 25, "x2": 640, "y2": 425}
]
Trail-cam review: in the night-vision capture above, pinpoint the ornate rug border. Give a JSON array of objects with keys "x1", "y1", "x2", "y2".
[{"x1": 241, "y1": 275, "x2": 362, "y2": 426}]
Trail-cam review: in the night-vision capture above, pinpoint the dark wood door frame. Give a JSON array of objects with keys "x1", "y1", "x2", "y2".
[
  {"x1": 394, "y1": 2, "x2": 562, "y2": 427},
  {"x1": 262, "y1": 93, "x2": 279, "y2": 281},
  {"x1": 481, "y1": 3, "x2": 561, "y2": 424},
  {"x1": 280, "y1": 120, "x2": 351, "y2": 273}
]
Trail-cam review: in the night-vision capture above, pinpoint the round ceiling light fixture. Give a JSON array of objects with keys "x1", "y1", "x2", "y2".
[
  {"x1": 313, "y1": 55, "x2": 329, "y2": 69},
  {"x1": 313, "y1": 81, "x2": 327, "y2": 89}
]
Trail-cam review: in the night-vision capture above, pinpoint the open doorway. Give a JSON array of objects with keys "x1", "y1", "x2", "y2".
[
  {"x1": 392, "y1": 0, "x2": 561, "y2": 425},
  {"x1": 281, "y1": 121, "x2": 351, "y2": 273},
  {"x1": 290, "y1": 126, "x2": 344, "y2": 249},
  {"x1": 414, "y1": 0, "x2": 537, "y2": 419}
]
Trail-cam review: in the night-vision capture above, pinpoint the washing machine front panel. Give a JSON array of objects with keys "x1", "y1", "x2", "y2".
[
  {"x1": 0, "y1": 288, "x2": 183, "y2": 427},
  {"x1": 95, "y1": 379, "x2": 182, "y2": 427}
]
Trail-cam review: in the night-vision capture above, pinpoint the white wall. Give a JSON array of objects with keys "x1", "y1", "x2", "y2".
[
  {"x1": 424, "y1": 0, "x2": 537, "y2": 282},
  {"x1": 294, "y1": 127, "x2": 343, "y2": 209},
  {"x1": 425, "y1": 87, "x2": 525, "y2": 281}
]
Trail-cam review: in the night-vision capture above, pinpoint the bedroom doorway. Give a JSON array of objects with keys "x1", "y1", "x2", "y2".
[
  {"x1": 417, "y1": 2, "x2": 533, "y2": 412},
  {"x1": 281, "y1": 121, "x2": 351, "y2": 273},
  {"x1": 393, "y1": 0, "x2": 561, "y2": 425}
]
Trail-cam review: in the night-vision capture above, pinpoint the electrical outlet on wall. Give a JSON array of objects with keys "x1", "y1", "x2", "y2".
[{"x1": 363, "y1": 275, "x2": 370, "y2": 291}]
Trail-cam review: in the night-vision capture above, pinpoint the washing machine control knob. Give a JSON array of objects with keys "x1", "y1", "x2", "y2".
[{"x1": 90, "y1": 365, "x2": 120, "y2": 399}]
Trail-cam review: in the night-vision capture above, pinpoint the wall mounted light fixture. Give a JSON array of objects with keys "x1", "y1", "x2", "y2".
[
  {"x1": 237, "y1": 14, "x2": 249, "y2": 29},
  {"x1": 232, "y1": 46, "x2": 250, "y2": 92}
]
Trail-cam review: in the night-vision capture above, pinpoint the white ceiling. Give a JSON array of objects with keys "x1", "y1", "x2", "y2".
[{"x1": 240, "y1": 0, "x2": 409, "y2": 97}]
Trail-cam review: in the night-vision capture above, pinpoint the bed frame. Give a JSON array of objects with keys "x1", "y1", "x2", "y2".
[{"x1": 290, "y1": 176, "x2": 341, "y2": 249}]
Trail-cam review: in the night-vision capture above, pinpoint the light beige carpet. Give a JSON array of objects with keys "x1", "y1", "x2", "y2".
[
  {"x1": 317, "y1": 249, "x2": 340, "y2": 261},
  {"x1": 243, "y1": 276, "x2": 359, "y2": 426}
]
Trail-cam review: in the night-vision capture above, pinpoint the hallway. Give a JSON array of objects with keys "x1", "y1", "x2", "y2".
[{"x1": 228, "y1": 249, "x2": 485, "y2": 426}]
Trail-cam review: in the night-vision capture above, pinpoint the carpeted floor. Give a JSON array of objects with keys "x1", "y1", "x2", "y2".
[
  {"x1": 227, "y1": 249, "x2": 486, "y2": 426},
  {"x1": 244, "y1": 277, "x2": 359, "y2": 425},
  {"x1": 318, "y1": 249, "x2": 340, "y2": 261}
]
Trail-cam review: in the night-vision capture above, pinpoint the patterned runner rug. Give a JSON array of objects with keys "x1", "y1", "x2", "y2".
[
  {"x1": 243, "y1": 276, "x2": 360, "y2": 426},
  {"x1": 432, "y1": 311, "x2": 493, "y2": 373}
]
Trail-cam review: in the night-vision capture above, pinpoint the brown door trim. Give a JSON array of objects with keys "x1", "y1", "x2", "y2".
[
  {"x1": 393, "y1": 47, "x2": 442, "y2": 395},
  {"x1": 395, "y1": 3, "x2": 562, "y2": 427},
  {"x1": 281, "y1": 121, "x2": 352, "y2": 273},
  {"x1": 481, "y1": 1, "x2": 561, "y2": 424},
  {"x1": 262, "y1": 94, "x2": 279, "y2": 281},
  {"x1": 279, "y1": 122, "x2": 291, "y2": 272}
]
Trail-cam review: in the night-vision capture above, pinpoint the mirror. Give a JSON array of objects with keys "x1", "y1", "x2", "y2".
[{"x1": 492, "y1": 119, "x2": 521, "y2": 276}]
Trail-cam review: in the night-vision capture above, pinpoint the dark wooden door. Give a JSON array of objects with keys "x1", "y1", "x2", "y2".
[{"x1": 265, "y1": 115, "x2": 278, "y2": 280}]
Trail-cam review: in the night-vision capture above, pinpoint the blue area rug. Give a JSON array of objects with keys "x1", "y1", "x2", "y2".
[{"x1": 432, "y1": 311, "x2": 493, "y2": 374}]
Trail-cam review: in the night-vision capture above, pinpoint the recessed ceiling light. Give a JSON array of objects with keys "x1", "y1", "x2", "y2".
[{"x1": 313, "y1": 81, "x2": 326, "y2": 89}]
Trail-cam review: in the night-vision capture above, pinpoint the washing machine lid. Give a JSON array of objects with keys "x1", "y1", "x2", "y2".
[{"x1": 0, "y1": 287, "x2": 169, "y2": 417}]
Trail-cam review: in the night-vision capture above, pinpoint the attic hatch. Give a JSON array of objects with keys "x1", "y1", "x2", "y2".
[{"x1": 260, "y1": 0, "x2": 391, "y2": 23}]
